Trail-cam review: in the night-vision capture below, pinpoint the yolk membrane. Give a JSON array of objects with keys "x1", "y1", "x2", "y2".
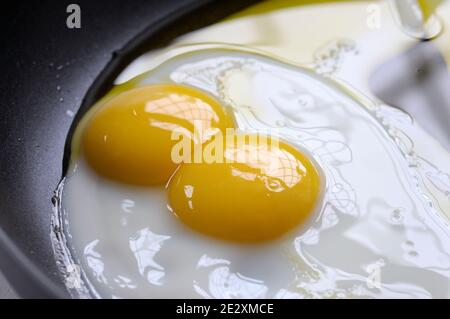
[
  {"x1": 168, "y1": 133, "x2": 322, "y2": 242},
  {"x1": 81, "y1": 84, "x2": 233, "y2": 185}
]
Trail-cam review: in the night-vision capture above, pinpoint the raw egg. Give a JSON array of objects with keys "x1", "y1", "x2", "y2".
[
  {"x1": 53, "y1": 0, "x2": 450, "y2": 297},
  {"x1": 168, "y1": 133, "x2": 321, "y2": 242},
  {"x1": 56, "y1": 48, "x2": 450, "y2": 299},
  {"x1": 81, "y1": 84, "x2": 233, "y2": 185}
]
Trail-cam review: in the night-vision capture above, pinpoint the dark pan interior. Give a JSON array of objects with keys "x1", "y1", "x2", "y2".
[{"x1": 0, "y1": 0, "x2": 258, "y2": 298}]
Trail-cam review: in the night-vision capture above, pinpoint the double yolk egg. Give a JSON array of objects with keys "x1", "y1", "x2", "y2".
[{"x1": 80, "y1": 84, "x2": 321, "y2": 242}]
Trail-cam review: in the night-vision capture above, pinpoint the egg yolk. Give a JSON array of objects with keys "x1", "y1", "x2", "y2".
[
  {"x1": 167, "y1": 134, "x2": 321, "y2": 242},
  {"x1": 81, "y1": 84, "x2": 234, "y2": 185}
]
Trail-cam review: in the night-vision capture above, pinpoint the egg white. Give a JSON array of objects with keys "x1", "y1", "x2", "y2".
[{"x1": 55, "y1": 48, "x2": 450, "y2": 299}]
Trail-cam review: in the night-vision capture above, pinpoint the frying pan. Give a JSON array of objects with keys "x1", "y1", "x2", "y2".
[{"x1": 0, "y1": 0, "x2": 259, "y2": 298}]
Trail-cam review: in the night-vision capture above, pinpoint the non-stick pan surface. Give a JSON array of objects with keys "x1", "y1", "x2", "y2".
[{"x1": 0, "y1": 0, "x2": 258, "y2": 298}]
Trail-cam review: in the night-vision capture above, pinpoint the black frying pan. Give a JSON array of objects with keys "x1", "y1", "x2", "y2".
[{"x1": 0, "y1": 0, "x2": 259, "y2": 298}]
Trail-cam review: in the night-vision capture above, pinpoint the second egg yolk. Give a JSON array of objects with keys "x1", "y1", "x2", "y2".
[
  {"x1": 167, "y1": 134, "x2": 322, "y2": 243},
  {"x1": 81, "y1": 84, "x2": 234, "y2": 185}
]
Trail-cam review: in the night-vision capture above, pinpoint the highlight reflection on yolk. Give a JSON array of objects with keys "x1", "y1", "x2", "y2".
[
  {"x1": 82, "y1": 84, "x2": 233, "y2": 185},
  {"x1": 168, "y1": 134, "x2": 321, "y2": 242}
]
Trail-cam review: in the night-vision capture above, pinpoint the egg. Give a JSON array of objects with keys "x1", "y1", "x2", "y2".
[
  {"x1": 52, "y1": 0, "x2": 450, "y2": 299},
  {"x1": 81, "y1": 84, "x2": 233, "y2": 185},
  {"x1": 168, "y1": 133, "x2": 321, "y2": 242}
]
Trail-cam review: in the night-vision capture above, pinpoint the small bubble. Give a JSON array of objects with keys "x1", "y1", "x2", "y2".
[
  {"x1": 57, "y1": 65, "x2": 64, "y2": 70},
  {"x1": 56, "y1": 74, "x2": 60, "y2": 79},
  {"x1": 390, "y1": 208, "x2": 404, "y2": 225},
  {"x1": 56, "y1": 85, "x2": 61, "y2": 91},
  {"x1": 297, "y1": 94, "x2": 315, "y2": 108},
  {"x1": 408, "y1": 251, "x2": 418, "y2": 257},
  {"x1": 59, "y1": 97, "x2": 64, "y2": 103}
]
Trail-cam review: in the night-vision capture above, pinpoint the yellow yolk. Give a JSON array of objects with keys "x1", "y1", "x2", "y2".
[
  {"x1": 418, "y1": 0, "x2": 443, "y2": 20},
  {"x1": 168, "y1": 134, "x2": 322, "y2": 242},
  {"x1": 81, "y1": 84, "x2": 234, "y2": 185}
]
